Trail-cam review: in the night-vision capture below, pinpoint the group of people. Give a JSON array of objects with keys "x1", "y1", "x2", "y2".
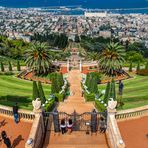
[
  {"x1": 60, "y1": 116, "x2": 106, "y2": 134},
  {"x1": 60, "y1": 118, "x2": 73, "y2": 134}
]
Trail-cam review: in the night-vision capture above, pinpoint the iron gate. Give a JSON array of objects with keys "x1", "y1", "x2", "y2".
[{"x1": 44, "y1": 109, "x2": 107, "y2": 133}]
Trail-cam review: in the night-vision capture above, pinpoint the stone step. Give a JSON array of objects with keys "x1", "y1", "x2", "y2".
[{"x1": 46, "y1": 144, "x2": 108, "y2": 148}]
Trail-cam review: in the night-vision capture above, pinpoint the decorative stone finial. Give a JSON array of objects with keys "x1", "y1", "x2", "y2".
[
  {"x1": 108, "y1": 98, "x2": 117, "y2": 111},
  {"x1": 32, "y1": 98, "x2": 42, "y2": 113}
]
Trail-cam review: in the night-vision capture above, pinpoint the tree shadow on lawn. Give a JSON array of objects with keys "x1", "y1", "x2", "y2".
[{"x1": 0, "y1": 95, "x2": 32, "y2": 107}]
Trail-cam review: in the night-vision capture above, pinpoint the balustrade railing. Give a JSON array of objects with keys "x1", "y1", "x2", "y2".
[
  {"x1": 0, "y1": 105, "x2": 35, "y2": 120},
  {"x1": 116, "y1": 105, "x2": 148, "y2": 120}
]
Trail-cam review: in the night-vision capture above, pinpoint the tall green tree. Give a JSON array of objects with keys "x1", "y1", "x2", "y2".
[
  {"x1": 145, "y1": 61, "x2": 148, "y2": 70},
  {"x1": 32, "y1": 81, "x2": 39, "y2": 100},
  {"x1": 38, "y1": 81, "x2": 46, "y2": 104},
  {"x1": 8, "y1": 61, "x2": 12, "y2": 71},
  {"x1": 136, "y1": 61, "x2": 140, "y2": 71},
  {"x1": 104, "y1": 82, "x2": 111, "y2": 104},
  {"x1": 99, "y1": 42, "x2": 125, "y2": 77},
  {"x1": 17, "y1": 61, "x2": 21, "y2": 71},
  {"x1": 25, "y1": 41, "x2": 52, "y2": 74},
  {"x1": 109, "y1": 79, "x2": 116, "y2": 100},
  {"x1": 0, "y1": 62, "x2": 4, "y2": 72},
  {"x1": 129, "y1": 62, "x2": 133, "y2": 72}
]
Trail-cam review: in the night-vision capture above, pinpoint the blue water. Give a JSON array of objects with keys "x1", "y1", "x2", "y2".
[
  {"x1": 0, "y1": 0, "x2": 148, "y2": 14},
  {"x1": 0, "y1": 0, "x2": 148, "y2": 9}
]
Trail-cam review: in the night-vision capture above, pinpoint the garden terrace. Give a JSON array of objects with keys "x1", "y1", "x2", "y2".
[
  {"x1": 98, "y1": 75, "x2": 148, "y2": 110},
  {"x1": 0, "y1": 74, "x2": 51, "y2": 110}
]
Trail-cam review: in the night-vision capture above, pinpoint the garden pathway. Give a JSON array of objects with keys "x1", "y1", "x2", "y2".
[
  {"x1": 44, "y1": 70, "x2": 109, "y2": 148},
  {"x1": 58, "y1": 69, "x2": 94, "y2": 113}
]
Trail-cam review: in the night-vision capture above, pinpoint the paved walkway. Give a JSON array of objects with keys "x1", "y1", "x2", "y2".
[
  {"x1": 0, "y1": 115, "x2": 32, "y2": 148},
  {"x1": 58, "y1": 70, "x2": 94, "y2": 114},
  {"x1": 44, "y1": 70, "x2": 109, "y2": 148},
  {"x1": 118, "y1": 116, "x2": 148, "y2": 148}
]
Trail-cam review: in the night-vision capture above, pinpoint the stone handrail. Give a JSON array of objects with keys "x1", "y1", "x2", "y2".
[
  {"x1": 116, "y1": 105, "x2": 148, "y2": 121},
  {"x1": 106, "y1": 113, "x2": 125, "y2": 148},
  {"x1": 25, "y1": 113, "x2": 45, "y2": 148},
  {"x1": 0, "y1": 105, "x2": 35, "y2": 120}
]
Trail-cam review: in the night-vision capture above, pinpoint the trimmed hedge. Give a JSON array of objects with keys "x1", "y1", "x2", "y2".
[
  {"x1": 137, "y1": 69, "x2": 148, "y2": 76},
  {"x1": 54, "y1": 93, "x2": 65, "y2": 102},
  {"x1": 84, "y1": 92, "x2": 95, "y2": 101},
  {"x1": 45, "y1": 99, "x2": 55, "y2": 111},
  {"x1": 95, "y1": 100, "x2": 106, "y2": 112}
]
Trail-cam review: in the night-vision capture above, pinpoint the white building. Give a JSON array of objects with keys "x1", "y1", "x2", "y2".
[{"x1": 84, "y1": 12, "x2": 107, "y2": 18}]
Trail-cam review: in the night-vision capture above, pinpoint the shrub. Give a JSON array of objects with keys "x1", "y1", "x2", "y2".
[
  {"x1": 137, "y1": 69, "x2": 148, "y2": 76},
  {"x1": 45, "y1": 99, "x2": 55, "y2": 111},
  {"x1": 54, "y1": 93, "x2": 64, "y2": 102},
  {"x1": 84, "y1": 92, "x2": 95, "y2": 101},
  {"x1": 95, "y1": 100, "x2": 106, "y2": 112}
]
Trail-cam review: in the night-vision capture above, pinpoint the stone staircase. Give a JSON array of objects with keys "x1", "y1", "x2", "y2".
[
  {"x1": 44, "y1": 131, "x2": 108, "y2": 148},
  {"x1": 43, "y1": 70, "x2": 109, "y2": 148}
]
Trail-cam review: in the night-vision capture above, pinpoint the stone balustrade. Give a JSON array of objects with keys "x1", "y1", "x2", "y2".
[
  {"x1": 0, "y1": 105, "x2": 35, "y2": 120},
  {"x1": 116, "y1": 105, "x2": 148, "y2": 121}
]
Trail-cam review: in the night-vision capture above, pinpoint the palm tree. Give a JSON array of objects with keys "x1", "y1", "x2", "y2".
[
  {"x1": 25, "y1": 41, "x2": 52, "y2": 74},
  {"x1": 87, "y1": 52, "x2": 99, "y2": 61},
  {"x1": 99, "y1": 42, "x2": 125, "y2": 76}
]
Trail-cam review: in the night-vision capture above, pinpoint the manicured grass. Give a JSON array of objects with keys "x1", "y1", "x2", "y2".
[
  {"x1": 0, "y1": 75, "x2": 51, "y2": 110},
  {"x1": 98, "y1": 75, "x2": 148, "y2": 110}
]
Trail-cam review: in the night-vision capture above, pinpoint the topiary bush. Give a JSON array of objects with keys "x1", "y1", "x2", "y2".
[
  {"x1": 45, "y1": 99, "x2": 55, "y2": 111},
  {"x1": 84, "y1": 92, "x2": 95, "y2": 101},
  {"x1": 95, "y1": 100, "x2": 106, "y2": 112},
  {"x1": 32, "y1": 81, "x2": 39, "y2": 100}
]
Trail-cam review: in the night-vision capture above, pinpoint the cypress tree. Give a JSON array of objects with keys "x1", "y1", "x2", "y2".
[
  {"x1": 109, "y1": 79, "x2": 116, "y2": 100},
  {"x1": 32, "y1": 81, "x2": 39, "y2": 100},
  {"x1": 8, "y1": 61, "x2": 12, "y2": 71},
  {"x1": 17, "y1": 61, "x2": 21, "y2": 71},
  {"x1": 104, "y1": 82, "x2": 110, "y2": 104},
  {"x1": 0, "y1": 62, "x2": 4, "y2": 72},
  {"x1": 38, "y1": 81, "x2": 46, "y2": 104},
  {"x1": 129, "y1": 62, "x2": 132, "y2": 72},
  {"x1": 136, "y1": 61, "x2": 140, "y2": 71},
  {"x1": 145, "y1": 61, "x2": 148, "y2": 70}
]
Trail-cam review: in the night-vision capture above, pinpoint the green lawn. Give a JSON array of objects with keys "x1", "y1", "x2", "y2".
[
  {"x1": 0, "y1": 75, "x2": 51, "y2": 110},
  {"x1": 98, "y1": 75, "x2": 148, "y2": 110}
]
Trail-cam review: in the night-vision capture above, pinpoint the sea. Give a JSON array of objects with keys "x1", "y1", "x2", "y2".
[{"x1": 0, "y1": 0, "x2": 148, "y2": 14}]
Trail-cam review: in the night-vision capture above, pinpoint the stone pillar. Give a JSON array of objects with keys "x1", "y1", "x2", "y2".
[
  {"x1": 53, "y1": 109, "x2": 60, "y2": 133},
  {"x1": 91, "y1": 109, "x2": 97, "y2": 133}
]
